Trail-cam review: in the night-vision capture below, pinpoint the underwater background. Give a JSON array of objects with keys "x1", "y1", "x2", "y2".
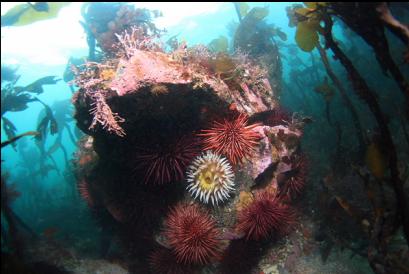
[{"x1": 1, "y1": 2, "x2": 408, "y2": 274}]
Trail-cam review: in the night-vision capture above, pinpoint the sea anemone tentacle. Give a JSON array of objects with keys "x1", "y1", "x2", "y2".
[{"x1": 186, "y1": 151, "x2": 235, "y2": 206}]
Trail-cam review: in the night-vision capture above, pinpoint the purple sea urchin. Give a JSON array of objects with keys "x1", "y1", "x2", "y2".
[{"x1": 186, "y1": 151, "x2": 235, "y2": 206}]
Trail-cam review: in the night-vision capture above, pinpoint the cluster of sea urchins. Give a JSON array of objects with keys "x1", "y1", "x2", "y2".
[{"x1": 76, "y1": 110, "x2": 303, "y2": 271}]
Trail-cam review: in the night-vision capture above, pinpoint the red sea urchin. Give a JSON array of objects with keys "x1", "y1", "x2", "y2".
[
  {"x1": 265, "y1": 107, "x2": 291, "y2": 127},
  {"x1": 133, "y1": 136, "x2": 200, "y2": 184},
  {"x1": 278, "y1": 155, "x2": 307, "y2": 200},
  {"x1": 199, "y1": 113, "x2": 261, "y2": 165},
  {"x1": 149, "y1": 248, "x2": 194, "y2": 274},
  {"x1": 164, "y1": 203, "x2": 221, "y2": 265},
  {"x1": 236, "y1": 191, "x2": 295, "y2": 241},
  {"x1": 77, "y1": 179, "x2": 95, "y2": 207}
]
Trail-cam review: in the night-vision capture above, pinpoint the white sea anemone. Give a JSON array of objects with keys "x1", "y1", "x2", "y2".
[{"x1": 186, "y1": 151, "x2": 235, "y2": 206}]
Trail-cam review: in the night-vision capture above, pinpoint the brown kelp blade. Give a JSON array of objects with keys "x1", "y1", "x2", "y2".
[{"x1": 1, "y1": 131, "x2": 39, "y2": 148}]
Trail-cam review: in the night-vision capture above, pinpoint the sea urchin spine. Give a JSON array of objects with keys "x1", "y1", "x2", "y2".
[
  {"x1": 149, "y1": 248, "x2": 194, "y2": 274},
  {"x1": 133, "y1": 136, "x2": 200, "y2": 184},
  {"x1": 278, "y1": 155, "x2": 307, "y2": 200},
  {"x1": 77, "y1": 179, "x2": 95, "y2": 207},
  {"x1": 199, "y1": 113, "x2": 261, "y2": 165},
  {"x1": 164, "y1": 203, "x2": 221, "y2": 265},
  {"x1": 186, "y1": 151, "x2": 235, "y2": 206},
  {"x1": 237, "y1": 191, "x2": 295, "y2": 241}
]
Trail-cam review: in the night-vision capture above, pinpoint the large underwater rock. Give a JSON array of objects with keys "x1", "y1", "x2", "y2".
[{"x1": 72, "y1": 33, "x2": 307, "y2": 272}]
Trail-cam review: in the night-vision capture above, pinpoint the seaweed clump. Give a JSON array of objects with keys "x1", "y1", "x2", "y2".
[{"x1": 286, "y1": 3, "x2": 409, "y2": 273}]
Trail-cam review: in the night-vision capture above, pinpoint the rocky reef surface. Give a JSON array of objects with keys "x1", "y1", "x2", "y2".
[{"x1": 67, "y1": 22, "x2": 314, "y2": 273}]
